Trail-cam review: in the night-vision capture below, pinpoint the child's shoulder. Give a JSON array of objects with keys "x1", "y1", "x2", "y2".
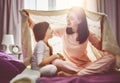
[
  {"x1": 37, "y1": 40, "x2": 44, "y2": 44},
  {"x1": 36, "y1": 41, "x2": 45, "y2": 47}
]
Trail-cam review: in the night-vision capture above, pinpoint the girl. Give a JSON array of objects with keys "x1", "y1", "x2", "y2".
[{"x1": 31, "y1": 22, "x2": 62, "y2": 76}]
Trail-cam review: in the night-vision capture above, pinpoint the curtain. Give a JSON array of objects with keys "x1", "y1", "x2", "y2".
[
  {"x1": 0, "y1": 0, "x2": 24, "y2": 47},
  {"x1": 97, "y1": 0, "x2": 120, "y2": 46}
]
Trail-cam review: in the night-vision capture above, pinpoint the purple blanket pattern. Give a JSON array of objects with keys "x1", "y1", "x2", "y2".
[{"x1": 0, "y1": 52, "x2": 26, "y2": 83}]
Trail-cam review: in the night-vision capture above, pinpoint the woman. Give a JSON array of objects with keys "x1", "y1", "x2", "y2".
[
  {"x1": 52, "y1": 7, "x2": 115, "y2": 76},
  {"x1": 31, "y1": 22, "x2": 63, "y2": 76}
]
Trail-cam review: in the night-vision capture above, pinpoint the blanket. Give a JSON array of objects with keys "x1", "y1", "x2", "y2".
[
  {"x1": 10, "y1": 68, "x2": 40, "y2": 83},
  {"x1": 0, "y1": 52, "x2": 25, "y2": 82}
]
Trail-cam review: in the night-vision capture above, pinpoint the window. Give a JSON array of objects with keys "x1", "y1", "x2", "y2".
[
  {"x1": 24, "y1": 0, "x2": 97, "y2": 11},
  {"x1": 24, "y1": 0, "x2": 49, "y2": 10},
  {"x1": 24, "y1": 0, "x2": 85, "y2": 10},
  {"x1": 55, "y1": 0, "x2": 85, "y2": 10}
]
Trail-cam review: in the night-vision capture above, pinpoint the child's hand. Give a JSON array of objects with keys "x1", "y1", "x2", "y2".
[{"x1": 56, "y1": 53, "x2": 65, "y2": 60}]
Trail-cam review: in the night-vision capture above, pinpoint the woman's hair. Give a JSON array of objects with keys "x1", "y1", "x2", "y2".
[
  {"x1": 68, "y1": 7, "x2": 89, "y2": 44},
  {"x1": 33, "y1": 22, "x2": 49, "y2": 42},
  {"x1": 66, "y1": 27, "x2": 74, "y2": 34}
]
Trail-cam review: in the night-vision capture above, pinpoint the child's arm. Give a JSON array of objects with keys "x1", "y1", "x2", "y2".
[
  {"x1": 36, "y1": 42, "x2": 64, "y2": 67},
  {"x1": 39, "y1": 54, "x2": 61, "y2": 66},
  {"x1": 36, "y1": 42, "x2": 59, "y2": 67}
]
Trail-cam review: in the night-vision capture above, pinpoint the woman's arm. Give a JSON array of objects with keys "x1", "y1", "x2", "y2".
[
  {"x1": 52, "y1": 27, "x2": 65, "y2": 37},
  {"x1": 88, "y1": 32, "x2": 102, "y2": 50}
]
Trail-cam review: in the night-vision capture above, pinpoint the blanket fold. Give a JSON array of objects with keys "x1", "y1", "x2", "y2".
[{"x1": 10, "y1": 68, "x2": 40, "y2": 83}]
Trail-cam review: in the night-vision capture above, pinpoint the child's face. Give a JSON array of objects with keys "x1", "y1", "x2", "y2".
[{"x1": 45, "y1": 27, "x2": 53, "y2": 39}]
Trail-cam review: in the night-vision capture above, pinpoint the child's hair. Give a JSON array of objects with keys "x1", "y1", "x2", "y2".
[{"x1": 33, "y1": 22, "x2": 49, "y2": 42}]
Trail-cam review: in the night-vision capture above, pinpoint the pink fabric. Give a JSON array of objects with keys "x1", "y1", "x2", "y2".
[
  {"x1": 77, "y1": 54, "x2": 115, "y2": 75},
  {"x1": 52, "y1": 28, "x2": 115, "y2": 75},
  {"x1": 53, "y1": 28, "x2": 91, "y2": 73}
]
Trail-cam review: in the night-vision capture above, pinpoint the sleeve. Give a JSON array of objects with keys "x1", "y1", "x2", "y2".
[
  {"x1": 88, "y1": 32, "x2": 102, "y2": 50},
  {"x1": 36, "y1": 42, "x2": 45, "y2": 65},
  {"x1": 52, "y1": 27, "x2": 65, "y2": 37}
]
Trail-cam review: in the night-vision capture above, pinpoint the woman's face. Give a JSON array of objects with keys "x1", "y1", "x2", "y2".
[
  {"x1": 45, "y1": 27, "x2": 53, "y2": 39},
  {"x1": 67, "y1": 11, "x2": 81, "y2": 28}
]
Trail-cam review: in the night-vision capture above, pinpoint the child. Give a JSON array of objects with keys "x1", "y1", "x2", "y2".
[{"x1": 31, "y1": 22, "x2": 62, "y2": 77}]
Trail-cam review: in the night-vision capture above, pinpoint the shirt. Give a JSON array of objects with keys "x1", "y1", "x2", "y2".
[{"x1": 31, "y1": 40, "x2": 50, "y2": 70}]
